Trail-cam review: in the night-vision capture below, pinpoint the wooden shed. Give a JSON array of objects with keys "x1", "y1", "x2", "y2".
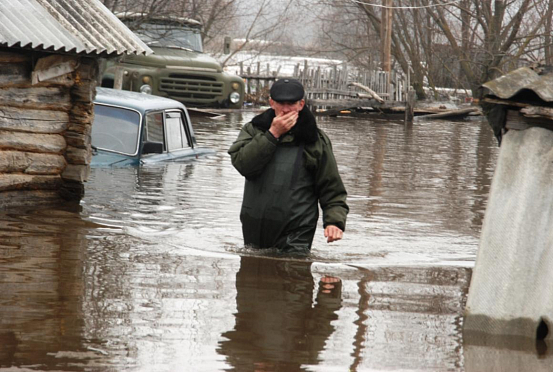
[{"x1": 0, "y1": 0, "x2": 151, "y2": 208}]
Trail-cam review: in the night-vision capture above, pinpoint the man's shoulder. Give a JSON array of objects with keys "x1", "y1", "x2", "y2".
[
  {"x1": 305, "y1": 128, "x2": 333, "y2": 158},
  {"x1": 241, "y1": 121, "x2": 263, "y2": 134},
  {"x1": 316, "y1": 128, "x2": 332, "y2": 146}
]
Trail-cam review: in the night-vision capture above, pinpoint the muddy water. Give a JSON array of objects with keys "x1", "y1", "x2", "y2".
[{"x1": 0, "y1": 112, "x2": 502, "y2": 371}]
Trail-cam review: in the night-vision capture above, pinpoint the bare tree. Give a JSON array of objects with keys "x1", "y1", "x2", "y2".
[
  {"x1": 302, "y1": 0, "x2": 380, "y2": 68},
  {"x1": 215, "y1": 0, "x2": 297, "y2": 67},
  {"x1": 420, "y1": 0, "x2": 553, "y2": 97},
  {"x1": 100, "y1": 0, "x2": 298, "y2": 67},
  {"x1": 99, "y1": 0, "x2": 239, "y2": 48},
  {"x1": 301, "y1": 0, "x2": 553, "y2": 99},
  {"x1": 102, "y1": 0, "x2": 553, "y2": 97}
]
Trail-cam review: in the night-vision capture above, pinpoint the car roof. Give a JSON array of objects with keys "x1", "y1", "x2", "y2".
[{"x1": 94, "y1": 87, "x2": 187, "y2": 113}]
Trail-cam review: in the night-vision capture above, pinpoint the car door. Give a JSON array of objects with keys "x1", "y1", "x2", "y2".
[
  {"x1": 165, "y1": 110, "x2": 192, "y2": 152},
  {"x1": 141, "y1": 109, "x2": 194, "y2": 163}
]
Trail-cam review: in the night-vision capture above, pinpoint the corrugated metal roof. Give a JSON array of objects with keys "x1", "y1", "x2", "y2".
[
  {"x1": 482, "y1": 67, "x2": 553, "y2": 103},
  {"x1": 0, "y1": 0, "x2": 152, "y2": 56}
]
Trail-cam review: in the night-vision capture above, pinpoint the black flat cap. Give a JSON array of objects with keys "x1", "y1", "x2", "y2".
[{"x1": 270, "y1": 78, "x2": 305, "y2": 102}]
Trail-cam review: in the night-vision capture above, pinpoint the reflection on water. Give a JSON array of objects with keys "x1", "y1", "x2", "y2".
[
  {"x1": 464, "y1": 333, "x2": 553, "y2": 372},
  {"x1": 218, "y1": 257, "x2": 342, "y2": 371},
  {"x1": 83, "y1": 112, "x2": 498, "y2": 266},
  {"x1": 0, "y1": 208, "x2": 95, "y2": 369},
  {"x1": 0, "y1": 112, "x2": 507, "y2": 371}
]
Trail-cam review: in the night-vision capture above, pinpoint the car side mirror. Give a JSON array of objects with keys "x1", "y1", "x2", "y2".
[{"x1": 142, "y1": 141, "x2": 163, "y2": 154}]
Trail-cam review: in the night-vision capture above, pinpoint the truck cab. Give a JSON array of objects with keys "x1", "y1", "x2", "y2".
[{"x1": 101, "y1": 13, "x2": 244, "y2": 109}]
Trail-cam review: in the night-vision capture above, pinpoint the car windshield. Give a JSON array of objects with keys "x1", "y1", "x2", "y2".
[
  {"x1": 91, "y1": 105, "x2": 141, "y2": 155},
  {"x1": 129, "y1": 21, "x2": 203, "y2": 52}
]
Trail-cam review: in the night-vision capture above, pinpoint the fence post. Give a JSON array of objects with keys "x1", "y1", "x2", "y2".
[
  {"x1": 303, "y1": 60, "x2": 308, "y2": 86},
  {"x1": 256, "y1": 62, "x2": 261, "y2": 98},
  {"x1": 247, "y1": 66, "x2": 251, "y2": 97},
  {"x1": 113, "y1": 67, "x2": 123, "y2": 90},
  {"x1": 405, "y1": 87, "x2": 416, "y2": 125}
]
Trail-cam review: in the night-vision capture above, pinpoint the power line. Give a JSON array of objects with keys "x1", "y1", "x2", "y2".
[{"x1": 348, "y1": 0, "x2": 460, "y2": 9}]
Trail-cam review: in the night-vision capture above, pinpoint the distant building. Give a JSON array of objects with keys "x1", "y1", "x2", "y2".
[{"x1": 0, "y1": 0, "x2": 151, "y2": 208}]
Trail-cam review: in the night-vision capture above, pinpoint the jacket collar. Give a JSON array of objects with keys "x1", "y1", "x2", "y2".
[{"x1": 251, "y1": 106, "x2": 319, "y2": 144}]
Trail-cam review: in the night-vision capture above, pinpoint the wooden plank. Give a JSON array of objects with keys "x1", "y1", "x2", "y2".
[
  {"x1": 0, "y1": 51, "x2": 31, "y2": 63},
  {"x1": 414, "y1": 107, "x2": 479, "y2": 120},
  {"x1": 505, "y1": 110, "x2": 531, "y2": 130},
  {"x1": 0, "y1": 66, "x2": 75, "y2": 88},
  {"x1": 28, "y1": 74, "x2": 74, "y2": 88},
  {"x1": 348, "y1": 82, "x2": 384, "y2": 103},
  {"x1": 62, "y1": 164, "x2": 90, "y2": 183},
  {"x1": 113, "y1": 67, "x2": 123, "y2": 90},
  {"x1": 0, "y1": 174, "x2": 62, "y2": 192},
  {"x1": 307, "y1": 88, "x2": 358, "y2": 97},
  {"x1": 75, "y1": 57, "x2": 98, "y2": 80},
  {"x1": 342, "y1": 63, "x2": 348, "y2": 91},
  {"x1": 65, "y1": 130, "x2": 91, "y2": 148},
  {"x1": 239, "y1": 75, "x2": 282, "y2": 80},
  {"x1": 0, "y1": 106, "x2": 69, "y2": 133},
  {"x1": 303, "y1": 60, "x2": 308, "y2": 86},
  {"x1": 70, "y1": 102, "x2": 93, "y2": 122},
  {"x1": 66, "y1": 146, "x2": 92, "y2": 165},
  {"x1": 307, "y1": 98, "x2": 403, "y2": 108},
  {"x1": 520, "y1": 106, "x2": 553, "y2": 121},
  {"x1": 247, "y1": 67, "x2": 251, "y2": 96},
  {"x1": 0, "y1": 63, "x2": 31, "y2": 85},
  {"x1": 71, "y1": 81, "x2": 95, "y2": 102},
  {"x1": 505, "y1": 109, "x2": 553, "y2": 131},
  {"x1": 480, "y1": 97, "x2": 530, "y2": 108},
  {"x1": 0, "y1": 87, "x2": 71, "y2": 110},
  {"x1": 0, "y1": 131, "x2": 66, "y2": 153},
  {"x1": 256, "y1": 62, "x2": 260, "y2": 95},
  {"x1": 31, "y1": 55, "x2": 79, "y2": 85},
  {"x1": 405, "y1": 88, "x2": 416, "y2": 124},
  {"x1": 0, "y1": 151, "x2": 66, "y2": 175}
]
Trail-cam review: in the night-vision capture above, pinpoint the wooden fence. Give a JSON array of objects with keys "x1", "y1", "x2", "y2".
[{"x1": 238, "y1": 60, "x2": 410, "y2": 111}]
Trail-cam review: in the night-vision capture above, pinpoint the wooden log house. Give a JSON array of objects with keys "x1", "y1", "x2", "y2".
[{"x1": 0, "y1": 0, "x2": 151, "y2": 209}]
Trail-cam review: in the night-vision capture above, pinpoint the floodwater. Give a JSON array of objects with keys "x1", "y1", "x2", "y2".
[{"x1": 0, "y1": 111, "x2": 511, "y2": 371}]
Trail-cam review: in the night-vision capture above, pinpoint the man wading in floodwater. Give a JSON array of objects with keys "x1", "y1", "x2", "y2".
[{"x1": 228, "y1": 78, "x2": 348, "y2": 254}]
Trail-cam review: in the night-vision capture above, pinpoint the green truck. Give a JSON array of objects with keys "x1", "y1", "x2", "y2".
[{"x1": 102, "y1": 13, "x2": 244, "y2": 109}]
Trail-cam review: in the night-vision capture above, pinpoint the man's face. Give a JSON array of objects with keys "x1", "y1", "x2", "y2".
[{"x1": 269, "y1": 99, "x2": 305, "y2": 117}]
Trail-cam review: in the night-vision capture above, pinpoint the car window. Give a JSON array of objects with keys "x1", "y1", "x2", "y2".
[
  {"x1": 144, "y1": 112, "x2": 166, "y2": 151},
  {"x1": 92, "y1": 105, "x2": 141, "y2": 155},
  {"x1": 165, "y1": 111, "x2": 190, "y2": 151}
]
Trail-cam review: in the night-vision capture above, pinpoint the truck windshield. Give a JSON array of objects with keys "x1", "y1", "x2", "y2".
[{"x1": 132, "y1": 22, "x2": 203, "y2": 53}]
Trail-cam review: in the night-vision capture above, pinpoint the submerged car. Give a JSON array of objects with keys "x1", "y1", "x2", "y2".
[{"x1": 91, "y1": 87, "x2": 214, "y2": 166}]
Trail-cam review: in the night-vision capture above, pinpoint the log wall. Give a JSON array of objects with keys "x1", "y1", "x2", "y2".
[{"x1": 0, "y1": 49, "x2": 99, "y2": 208}]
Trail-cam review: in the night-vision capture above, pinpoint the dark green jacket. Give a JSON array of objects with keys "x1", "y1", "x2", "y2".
[{"x1": 228, "y1": 107, "x2": 348, "y2": 252}]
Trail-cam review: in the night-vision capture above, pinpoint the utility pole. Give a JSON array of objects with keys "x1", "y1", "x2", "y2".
[{"x1": 380, "y1": 0, "x2": 393, "y2": 81}]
